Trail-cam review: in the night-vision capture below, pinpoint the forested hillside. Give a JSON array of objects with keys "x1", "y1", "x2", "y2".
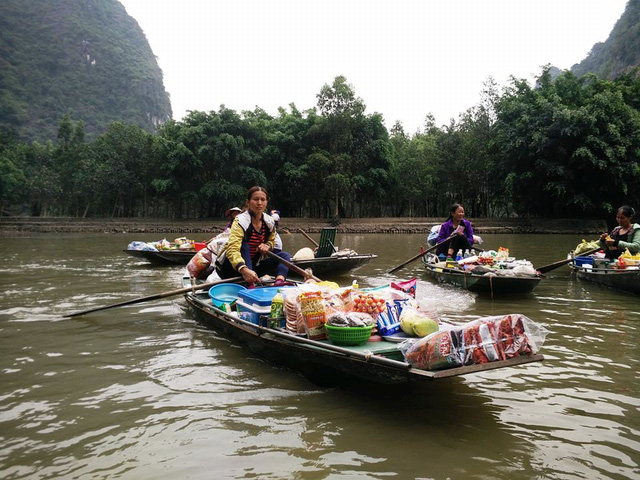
[
  {"x1": 1, "y1": 71, "x2": 639, "y2": 220},
  {"x1": 0, "y1": 0, "x2": 172, "y2": 141},
  {"x1": 572, "y1": 0, "x2": 640, "y2": 78}
]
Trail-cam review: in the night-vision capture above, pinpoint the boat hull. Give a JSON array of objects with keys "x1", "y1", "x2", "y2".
[
  {"x1": 124, "y1": 249, "x2": 196, "y2": 265},
  {"x1": 291, "y1": 254, "x2": 376, "y2": 275},
  {"x1": 126, "y1": 249, "x2": 376, "y2": 275},
  {"x1": 571, "y1": 266, "x2": 640, "y2": 294},
  {"x1": 423, "y1": 262, "x2": 541, "y2": 294},
  {"x1": 183, "y1": 283, "x2": 543, "y2": 386}
]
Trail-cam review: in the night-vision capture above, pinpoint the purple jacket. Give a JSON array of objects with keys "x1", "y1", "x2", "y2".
[{"x1": 437, "y1": 218, "x2": 474, "y2": 246}]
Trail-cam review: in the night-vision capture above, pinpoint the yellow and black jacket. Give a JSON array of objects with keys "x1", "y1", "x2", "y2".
[{"x1": 216, "y1": 211, "x2": 276, "y2": 272}]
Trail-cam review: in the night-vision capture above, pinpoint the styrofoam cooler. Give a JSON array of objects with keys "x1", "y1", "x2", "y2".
[{"x1": 236, "y1": 299, "x2": 271, "y2": 325}]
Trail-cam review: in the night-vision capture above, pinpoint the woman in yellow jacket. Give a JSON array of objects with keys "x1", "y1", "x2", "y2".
[{"x1": 216, "y1": 186, "x2": 290, "y2": 286}]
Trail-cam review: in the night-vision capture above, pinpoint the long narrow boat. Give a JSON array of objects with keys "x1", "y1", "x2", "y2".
[
  {"x1": 124, "y1": 249, "x2": 197, "y2": 265},
  {"x1": 182, "y1": 277, "x2": 543, "y2": 385},
  {"x1": 422, "y1": 258, "x2": 541, "y2": 294},
  {"x1": 570, "y1": 264, "x2": 640, "y2": 294},
  {"x1": 126, "y1": 249, "x2": 377, "y2": 274}
]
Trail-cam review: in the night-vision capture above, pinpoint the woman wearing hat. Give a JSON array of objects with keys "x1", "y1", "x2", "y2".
[
  {"x1": 216, "y1": 187, "x2": 291, "y2": 286},
  {"x1": 223, "y1": 206, "x2": 243, "y2": 232}
]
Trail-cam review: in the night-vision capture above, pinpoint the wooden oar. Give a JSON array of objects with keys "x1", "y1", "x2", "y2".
[
  {"x1": 65, "y1": 276, "x2": 243, "y2": 318},
  {"x1": 536, "y1": 246, "x2": 601, "y2": 274},
  {"x1": 387, "y1": 232, "x2": 457, "y2": 274},
  {"x1": 264, "y1": 250, "x2": 322, "y2": 282},
  {"x1": 299, "y1": 229, "x2": 319, "y2": 247}
]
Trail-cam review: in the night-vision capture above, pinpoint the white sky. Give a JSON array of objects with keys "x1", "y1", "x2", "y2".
[{"x1": 119, "y1": 0, "x2": 628, "y2": 134}]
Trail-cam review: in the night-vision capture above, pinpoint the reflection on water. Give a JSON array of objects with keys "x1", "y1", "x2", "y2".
[{"x1": 0, "y1": 233, "x2": 638, "y2": 479}]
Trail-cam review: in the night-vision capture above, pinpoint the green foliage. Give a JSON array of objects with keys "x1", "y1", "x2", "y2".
[
  {"x1": 572, "y1": 0, "x2": 640, "y2": 79},
  {"x1": 1, "y1": 70, "x2": 639, "y2": 220}
]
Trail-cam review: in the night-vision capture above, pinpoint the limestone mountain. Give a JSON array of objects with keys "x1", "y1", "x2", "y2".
[
  {"x1": 572, "y1": 0, "x2": 640, "y2": 79},
  {"x1": 0, "y1": 0, "x2": 172, "y2": 141}
]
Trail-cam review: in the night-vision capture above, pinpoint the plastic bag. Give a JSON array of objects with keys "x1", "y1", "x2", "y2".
[
  {"x1": 391, "y1": 278, "x2": 417, "y2": 298},
  {"x1": 399, "y1": 314, "x2": 547, "y2": 371},
  {"x1": 186, "y1": 248, "x2": 215, "y2": 279},
  {"x1": 573, "y1": 239, "x2": 599, "y2": 256},
  {"x1": 283, "y1": 289, "x2": 305, "y2": 334}
]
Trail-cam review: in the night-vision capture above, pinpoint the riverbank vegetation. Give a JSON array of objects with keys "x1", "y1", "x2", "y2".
[{"x1": 1, "y1": 68, "x2": 639, "y2": 220}]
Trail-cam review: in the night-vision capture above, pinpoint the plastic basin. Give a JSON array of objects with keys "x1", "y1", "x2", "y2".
[{"x1": 208, "y1": 283, "x2": 247, "y2": 307}]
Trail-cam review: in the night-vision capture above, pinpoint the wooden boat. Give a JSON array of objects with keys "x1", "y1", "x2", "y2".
[
  {"x1": 124, "y1": 249, "x2": 197, "y2": 265},
  {"x1": 422, "y1": 257, "x2": 541, "y2": 294},
  {"x1": 570, "y1": 264, "x2": 640, "y2": 294},
  {"x1": 125, "y1": 248, "x2": 376, "y2": 274},
  {"x1": 182, "y1": 277, "x2": 543, "y2": 385}
]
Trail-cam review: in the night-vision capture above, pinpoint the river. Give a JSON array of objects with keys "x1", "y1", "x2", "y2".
[{"x1": 1, "y1": 233, "x2": 638, "y2": 479}]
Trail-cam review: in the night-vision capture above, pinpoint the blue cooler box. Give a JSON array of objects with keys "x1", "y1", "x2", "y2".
[
  {"x1": 236, "y1": 287, "x2": 291, "y2": 325},
  {"x1": 574, "y1": 256, "x2": 594, "y2": 267}
]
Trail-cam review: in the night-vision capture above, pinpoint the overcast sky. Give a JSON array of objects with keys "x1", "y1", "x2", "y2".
[{"x1": 119, "y1": 0, "x2": 627, "y2": 133}]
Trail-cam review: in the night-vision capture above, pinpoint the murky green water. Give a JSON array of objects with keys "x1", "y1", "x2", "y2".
[{"x1": 1, "y1": 232, "x2": 638, "y2": 479}]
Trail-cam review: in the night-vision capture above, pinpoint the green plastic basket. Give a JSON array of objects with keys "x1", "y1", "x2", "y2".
[{"x1": 325, "y1": 324, "x2": 374, "y2": 346}]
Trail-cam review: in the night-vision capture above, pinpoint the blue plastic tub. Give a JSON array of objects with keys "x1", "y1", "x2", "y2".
[{"x1": 208, "y1": 283, "x2": 247, "y2": 308}]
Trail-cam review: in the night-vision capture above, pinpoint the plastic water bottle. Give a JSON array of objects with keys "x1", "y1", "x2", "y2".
[
  {"x1": 463, "y1": 249, "x2": 470, "y2": 259},
  {"x1": 455, "y1": 249, "x2": 463, "y2": 262},
  {"x1": 270, "y1": 291, "x2": 284, "y2": 319}
]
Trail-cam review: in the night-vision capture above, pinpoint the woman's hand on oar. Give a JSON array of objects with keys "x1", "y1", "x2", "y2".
[
  {"x1": 264, "y1": 250, "x2": 321, "y2": 282},
  {"x1": 387, "y1": 232, "x2": 457, "y2": 274},
  {"x1": 65, "y1": 276, "x2": 243, "y2": 318}
]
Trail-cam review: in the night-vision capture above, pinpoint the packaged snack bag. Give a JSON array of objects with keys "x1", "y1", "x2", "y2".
[
  {"x1": 283, "y1": 290, "x2": 305, "y2": 334},
  {"x1": 391, "y1": 278, "x2": 417, "y2": 298},
  {"x1": 298, "y1": 291, "x2": 327, "y2": 340},
  {"x1": 400, "y1": 314, "x2": 547, "y2": 371}
]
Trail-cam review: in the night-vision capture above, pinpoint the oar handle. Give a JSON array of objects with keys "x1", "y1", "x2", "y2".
[
  {"x1": 264, "y1": 250, "x2": 321, "y2": 282},
  {"x1": 299, "y1": 229, "x2": 320, "y2": 247},
  {"x1": 387, "y1": 232, "x2": 457, "y2": 274},
  {"x1": 66, "y1": 276, "x2": 243, "y2": 318},
  {"x1": 535, "y1": 246, "x2": 601, "y2": 274}
]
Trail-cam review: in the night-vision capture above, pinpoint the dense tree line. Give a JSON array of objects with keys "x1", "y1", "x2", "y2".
[{"x1": 1, "y1": 70, "x2": 639, "y2": 219}]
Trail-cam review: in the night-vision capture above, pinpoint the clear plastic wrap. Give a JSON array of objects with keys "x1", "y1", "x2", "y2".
[
  {"x1": 186, "y1": 248, "x2": 215, "y2": 279},
  {"x1": 399, "y1": 314, "x2": 548, "y2": 371}
]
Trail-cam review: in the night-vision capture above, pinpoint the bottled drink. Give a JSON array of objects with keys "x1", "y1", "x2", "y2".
[
  {"x1": 270, "y1": 291, "x2": 284, "y2": 319},
  {"x1": 455, "y1": 249, "x2": 463, "y2": 261}
]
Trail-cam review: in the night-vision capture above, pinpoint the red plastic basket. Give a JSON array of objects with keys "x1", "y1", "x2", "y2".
[{"x1": 194, "y1": 242, "x2": 207, "y2": 251}]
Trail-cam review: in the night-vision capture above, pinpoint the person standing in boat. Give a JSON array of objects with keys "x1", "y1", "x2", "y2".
[
  {"x1": 216, "y1": 186, "x2": 291, "y2": 287},
  {"x1": 435, "y1": 203, "x2": 475, "y2": 258},
  {"x1": 599, "y1": 205, "x2": 640, "y2": 259}
]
